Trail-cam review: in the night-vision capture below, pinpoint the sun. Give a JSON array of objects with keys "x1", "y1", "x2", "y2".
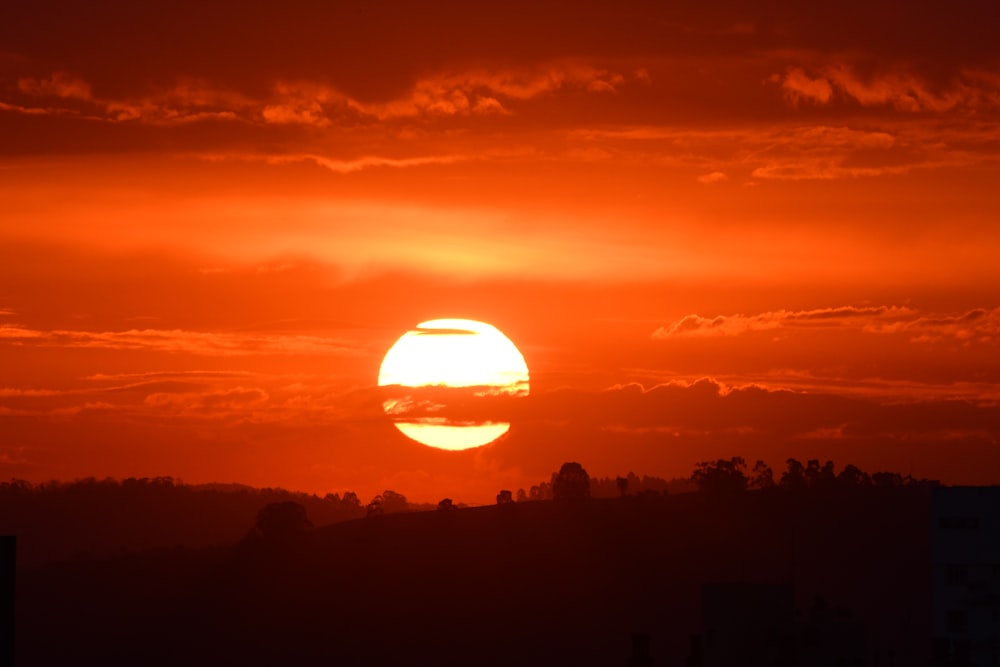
[{"x1": 378, "y1": 319, "x2": 529, "y2": 450}]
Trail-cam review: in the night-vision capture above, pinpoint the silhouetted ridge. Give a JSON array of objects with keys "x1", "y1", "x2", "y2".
[{"x1": 16, "y1": 484, "x2": 932, "y2": 666}]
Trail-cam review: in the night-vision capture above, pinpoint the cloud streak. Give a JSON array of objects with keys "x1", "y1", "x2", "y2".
[
  {"x1": 774, "y1": 64, "x2": 1000, "y2": 113},
  {"x1": 867, "y1": 307, "x2": 1000, "y2": 343},
  {"x1": 0, "y1": 325, "x2": 358, "y2": 356},
  {"x1": 5, "y1": 62, "x2": 633, "y2": 128},
  {"x1": 653, "y1": 305, "x2": 917, "y2": 338}
]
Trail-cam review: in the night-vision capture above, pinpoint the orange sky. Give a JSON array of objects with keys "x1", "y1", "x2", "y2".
[{"x1": 2, "y1": 1, "x2": 999, "y2": 502}]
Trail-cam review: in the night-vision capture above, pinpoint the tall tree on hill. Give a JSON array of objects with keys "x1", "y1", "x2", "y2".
[
  {"x1": 552, "y1": 462, "x2": 591, "y2": 501},
  {"x1": 438, "y1": 498, "x2": 455, "y2": 511},
  {"x1": 366, "y1": 490, "x2": 408, "y2": 515}
]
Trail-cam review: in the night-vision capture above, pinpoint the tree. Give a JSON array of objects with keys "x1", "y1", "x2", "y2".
[
  {"x1": 341, "y1": 491, "x2": 361, "y2": 509},
  {"x1": 379, "y1": 490, "x2": 409, "y2": 513},
  {"x1": 515, "y1": 488, "x2": 527, "y2": 502},
  {"x1": 804, "y1": 459, "x2": 836, "y2": 490},
  {"x1": 255, "y1": 501, "x2": 311, "y2": 541},
  {"x1": 750, "y1": 460, "x2": 775, "y2": 490},
  {"x1": 837, "y1": 464, "x2": 871, "y2": 488},
  {"x1": 529, "y1": 483, "x2": 552, "y2": 501},
  {"x1": 616, "y1": 476, "x2": 629, "y2": 497},
  {"x1": 496, "y1": 489, "x2": 514, "y2": 505},
  {"x1": 872, "y1": 471, "x2": 904, "y2": 488},
  {"x1": 691, "y1": 457, "x2": 748, "y2": 494},
  {"x1": 552, "y1": 462, "x2": 591, "y2": 501},
  {"x1": 438, "y1": 498, "x2": 455, "y2": 511},
  {"x1": 779, "y1": 458, "x2": 808, "y2": 491}
]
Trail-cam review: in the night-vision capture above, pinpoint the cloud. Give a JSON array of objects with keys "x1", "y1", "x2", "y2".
[
  {"x1": 697, "y1": 171, "x2": 727, "y2": 184},
  {"x1": 17, "y1": 73, "x2": 92, "y2": 101},
  {"x1": 262, "y1": 153, "x2": 465, "y2": 174},
  {"x1": 653, "y1": 305, "x2": 916, "y2": 338},
  {"x1": 866, "y1": 307, "x2": 1000, "y2": 343},
  {"x1": 376, "y1": 378, "x2": 1000, "y2": 447},
  {"x1": 10, "y1": 75, "x2": 254, "y2": 124},
  {"x1": 144, "y1": 386, "x2": 270, "y2": 413},
  {"x1": 4, "y1": 61, "x2": 630, "y2": 129},
  {"x1": 344, "y1": 63, "x2": 630, "y2": 120},
  {"x1": 0, "y1": 325, "x2": 357, "y2": 356},
  {"x1": 0, "y1": 446, "x2": 30, "y2": 466},
  {"x1": 779, "y1": 67, "x2": 834, "y2": 105},
  {"x1": 773, "y1": 64, "x2": 1000, "y2": 113},
  {"x1": 570, "y1": 121, "x2": 987, "y2": 182}
]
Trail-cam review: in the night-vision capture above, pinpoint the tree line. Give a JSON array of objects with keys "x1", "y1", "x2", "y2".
[
  {"x1": 493, "y1": 457, "x2": 938, "y2": 509},
  {"x1": 689, "y1": 457, "x2": 939, "y2": 494}
]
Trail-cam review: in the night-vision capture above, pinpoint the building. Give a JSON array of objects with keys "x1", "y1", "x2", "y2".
[{"x1": 931, "y1": 486, "x2": 1000, "y2": 666}]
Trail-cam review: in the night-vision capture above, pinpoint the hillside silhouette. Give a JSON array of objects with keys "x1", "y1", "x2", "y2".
[
  {"x1": 0, "y1": 472, "x2": 695, "y2": 567},
  {"x1": 14, "y1": 466, "x2": 933, "y2": 666},
  {"x1": 0, "y1": 477, "x2": 378, "y2": 566}
]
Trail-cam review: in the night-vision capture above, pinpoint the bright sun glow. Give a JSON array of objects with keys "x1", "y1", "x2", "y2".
[{"x1": 378, "y1": 319, "x2": 529, "y2": 450}]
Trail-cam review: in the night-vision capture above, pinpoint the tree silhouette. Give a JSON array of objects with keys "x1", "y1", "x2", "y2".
[
  {"x1": 872, "y1": 471, "x2": 905, "y2": 488},
  {"x1": 691, "y1": 457, "x2": 748, "y2": 494},
  {"x1": 552, "y1": 462, "x2": 591, "y2": 501},
  {"x1": 837, "y1": 464, "x2": 871, "y2": 488},
  {"x1": 804, "y1": 459, "x2": 837, "y2": 491},
  {"x1": 377, "y1": 490, "x2": 408, "y2": 514},
  {"x1": 529, "y1": 483, "x2": 552, "y2": 501},
  {"x1": 496, "y1": 489, "x2": 513, "y2": 505},
  {"x1": 616, "y1": 476, "x2": 629, "y2": 497},
  {"x1": 750, "y1": 460, "x2": 775, "y2": 490},
  {"x1": 438, "y1": 498, "x2": 455, "y2": 511},
  {"x1": 780, "y1": 458, "x2": 808, "y2": 491},
  {"x1": 255, "y1": 501, "x2": 311, "y2": 541},
  {"x1": 341, "y1": 491, "x2": 361, "y2": 509}
]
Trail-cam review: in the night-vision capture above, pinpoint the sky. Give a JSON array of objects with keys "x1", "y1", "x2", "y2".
[{"x1": 2, "y1": 0, "x2": 999, "y2": 503}]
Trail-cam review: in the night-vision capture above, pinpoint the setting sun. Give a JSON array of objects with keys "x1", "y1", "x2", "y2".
[{"x1": 378, "y1": 319, "x2": 529, "y2": 450}]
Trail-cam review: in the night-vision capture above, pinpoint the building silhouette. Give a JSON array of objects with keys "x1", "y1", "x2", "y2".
[{"x1": 931, "y1": 487, "x2": 1000, "y2": 667}]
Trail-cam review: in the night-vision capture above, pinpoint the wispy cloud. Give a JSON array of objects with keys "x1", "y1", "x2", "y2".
[
  {"x1": 5, "y1": 61, "x2": 634, "y2": 128},
  {"x1": 773, "y1": 64, "x2": 1000, "y2": 112},
  {"x1": 653, "y1": 305, "x2": 916, "y2": 338},
  {"x1": 697, "y1": 171, "x2": 727, "y2": 184},
  {"x1": 262, "y1": 153, "x2": 466, "y2": 173},
  {"x1": 569, "y1": 121, "x2": 996, "y2": 181},
  {"x1": 17, "y1": 73, "x2": 92, "y2": 100},
  {"x1": 0, "y1": 325, "x2": 358, "y2": 356},
  {"x1": 866, "y1": 307, "x2": 1000, "y2": 344},
  {"x1": 10, "y1": 74, "x2": 252, "y2": 124},
  {"x1": 144, "y1": 386, "x2": 270, "y2": 413},
  {"x1": 654, "y1": 305, "x2": 1000, "y2": 345}
]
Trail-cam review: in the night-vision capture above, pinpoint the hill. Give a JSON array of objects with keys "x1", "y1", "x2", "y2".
[{"x1": 15, "y1": 487, "x2": 931, "y2": 666}]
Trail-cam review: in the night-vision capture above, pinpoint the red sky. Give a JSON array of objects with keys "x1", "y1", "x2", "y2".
[{"x1": 2, "y1": 1, "x2": 999, "y2": 502}]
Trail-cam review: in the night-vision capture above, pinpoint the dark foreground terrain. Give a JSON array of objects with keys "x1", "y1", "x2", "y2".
[{"x1": 16, "y1": 488, "x2": 930, "y2": 666}]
